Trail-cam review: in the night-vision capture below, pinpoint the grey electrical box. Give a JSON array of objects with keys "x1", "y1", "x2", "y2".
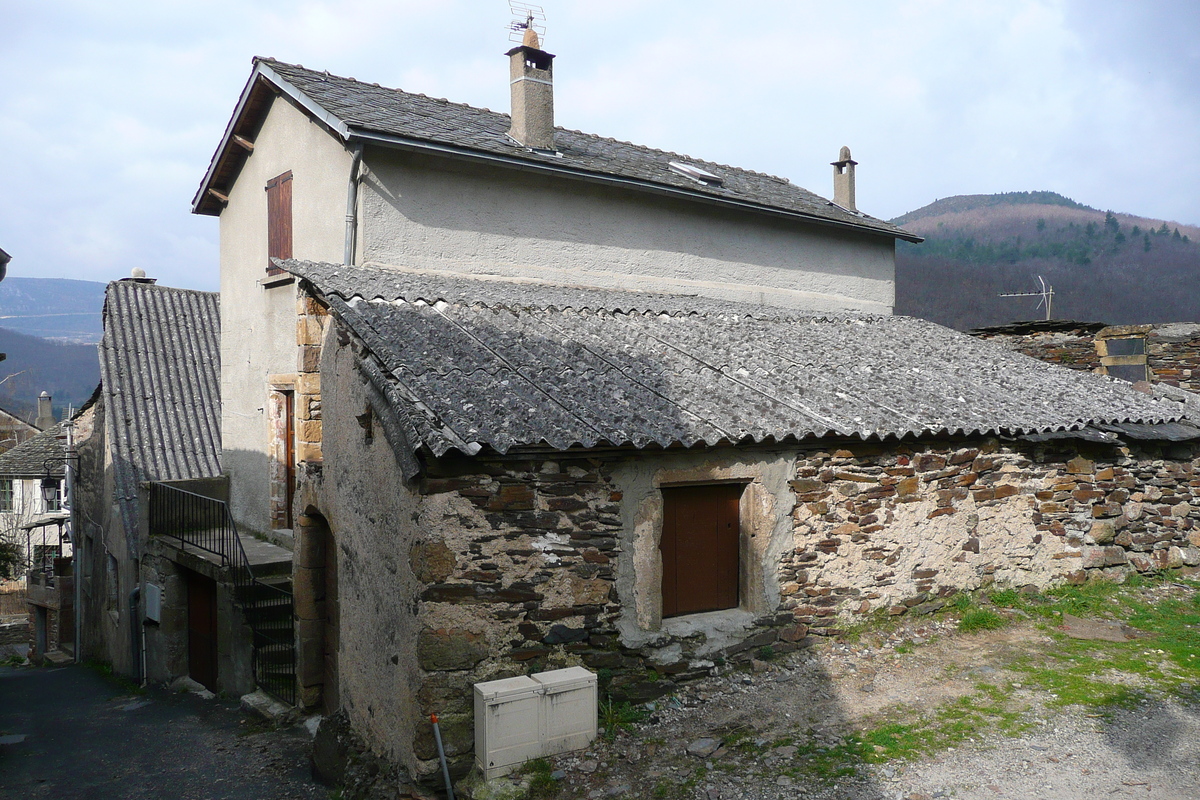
[
  {"x1": 474, "y1": 667, "x2": 598, "y2": 779},
  {"x1": 144, "y1": 583, "x2": 162, "y2": 624}
]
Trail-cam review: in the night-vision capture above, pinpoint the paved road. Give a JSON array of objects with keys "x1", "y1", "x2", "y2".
[{"x1": 0, "y1": 665, "x2": 326, "y2": 800}]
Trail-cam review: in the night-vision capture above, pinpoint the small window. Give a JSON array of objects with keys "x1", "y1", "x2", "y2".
[
  {"x1": 660, "y1": 484, "x2": 742, "y2": 617},
  {"x1": 1105, "y1": 338, "x2": 1145, "y2": 356},
  {"x1": 106, "y1": 554, "x2": 119, "y2": 611},
  {"x1": 1096, "y1": 332, "x2": 1150, "y2": 383},
  {"x1": 266, "y1": 171, "x2": 293, "y2": 275},
  {"x1": 0, "y1": 479, "x2": 12, "y2": 512}
]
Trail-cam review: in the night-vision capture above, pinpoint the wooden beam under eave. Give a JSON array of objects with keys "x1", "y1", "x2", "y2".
[
  {"x1": 207, "y1": 188, "x2": 230, "y2": 204},
  {"x1": 232, "y1": 134, "x2": 255, "y2": 153}
]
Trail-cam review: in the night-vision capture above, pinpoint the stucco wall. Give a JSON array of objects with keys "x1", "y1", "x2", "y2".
[
  {"x1": 219, "y1": 95, "x2": 352, "y2": 534},
  {"x1": 358, "y1": 151, "x2": 896, "y2": 314}
]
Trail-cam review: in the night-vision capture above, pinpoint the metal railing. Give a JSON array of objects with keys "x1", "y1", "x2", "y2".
[{"x1": 148, "y1": 483, "x2": 296, "y2": 706}]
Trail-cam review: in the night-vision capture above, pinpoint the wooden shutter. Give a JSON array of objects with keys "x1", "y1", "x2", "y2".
[
  {"x1": 660, "y1": 484, "x2": 742, "y2": 618},
  {"x1": 266, "y1": 171, "x2": 293, "y2": 274}
]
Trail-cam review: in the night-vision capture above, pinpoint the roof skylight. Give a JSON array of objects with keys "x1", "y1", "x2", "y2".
[{"x1": 668, "y1": 161, "x2": 723, "y2": 186}]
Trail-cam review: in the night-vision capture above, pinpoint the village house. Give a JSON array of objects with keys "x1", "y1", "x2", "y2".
[
  {"x1": 63, "y1": 29, "x2": 1193, "y2": 788},
  {"x1": 72, "y1": 275, "x2": 250, "y2": 693},
  {"x1": 0, "y1": 396, "x2": 92, "y2": 664}
]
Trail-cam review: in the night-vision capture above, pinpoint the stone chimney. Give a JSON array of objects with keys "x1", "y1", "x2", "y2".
[
  {"x1": 831, "y1": 146, "x2": 858, "y2": 212},
  {"x1": 36, "y1": 391, "x2": 55, "y2": 430},
  {"x1": 506, "y1": 25, "x2": 556, "y2": 151}
]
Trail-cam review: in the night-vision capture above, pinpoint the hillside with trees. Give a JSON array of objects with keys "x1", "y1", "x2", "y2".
[
  {"x1": 893, "y1": 192, "x2": 1200, "y2": 330},
  {"x1": 0, "y1": 327, "x2": 99, "y2": 423}
]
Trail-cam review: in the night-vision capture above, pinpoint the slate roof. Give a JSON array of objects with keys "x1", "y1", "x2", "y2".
[
  {"x1": 194, "y1": 58, "x2": 919, "y2": 245},
  {"x1": 0, "y1": 422, "x2": 67, "y2": 478},
  {"x1": 284, "y1": 260, "x2": 1191, "y2": 467},
  {"x1": 100, "y1": 280, "x2": 222, "y2": 485}
]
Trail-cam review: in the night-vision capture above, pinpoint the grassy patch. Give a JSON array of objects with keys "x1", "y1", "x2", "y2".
[
  {"x1": 959, "y1": 608, "x2": 1007, "y2": 633},
  {"x1": 997, "y1": 574, "x2": 1200, "y2": 714},
  {"x1": 598, "y1": 699, "x2": 648, "y2": 740},
  {"x1": 859, "y1": 683, "x2": 1029, "y2": 762},
  {"x1": 520, "y1": 757, "x2": 558, "y2": 799}
]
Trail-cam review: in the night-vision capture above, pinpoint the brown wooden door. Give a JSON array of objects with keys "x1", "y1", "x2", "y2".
[
  {"x1": 660, "y1": 484, "x2": 742, "y2": 618},
  {"x1": 186, "y1": 570, "x2": 219, "y2": 691},
  {"x1": 283, "y1": 391, "x2": 296, "y2": 529}
]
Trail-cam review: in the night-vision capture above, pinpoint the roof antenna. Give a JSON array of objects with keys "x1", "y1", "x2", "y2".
[
  {"x1": 508, "y1": 2, "x2": 547, "y2": 47},
  {"x1": 1000, "y1": 275, "x2": 1055, "y2": 321}
]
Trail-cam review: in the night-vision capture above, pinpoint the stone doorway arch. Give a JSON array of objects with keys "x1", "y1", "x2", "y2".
[{"x1": 295, "y1": 509, "x2": 339, "y2": 713}]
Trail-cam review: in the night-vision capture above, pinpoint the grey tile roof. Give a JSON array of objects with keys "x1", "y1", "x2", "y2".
[
  {"x1": 100, "y1": 280, "x2": 222, "y2": 484},
  {"x1": 285, "y1": 260, "x2": 1188, "y2": 461},
  {"x1": 0, "y1": 422, "x2": 66, "y2": 478},
  {"x1": 205, "y1": 58, "x2": 916, "y2": 242}
]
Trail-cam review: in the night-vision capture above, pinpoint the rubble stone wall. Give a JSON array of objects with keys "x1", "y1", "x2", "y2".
[
  {"x1": 323, "y1": 406, "x2": 1199, "y2": 782},
  {"x1": 786, "y1": 439, "x2": 1200, "y2": 626},
  {"x1": 976, "y1": 323, "x2": 1200, "y2": 392}
]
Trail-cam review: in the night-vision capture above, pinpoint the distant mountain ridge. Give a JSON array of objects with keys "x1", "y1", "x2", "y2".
[
  {"x1": 892, "y1": 191, "x2": 1095, "y2": 227},
  {"x1": 891, "y1": 192, "x2": 1200, "y2": 330},
  {"x1": 0, "y1": 277, "x2": 106, "y2": 344}
]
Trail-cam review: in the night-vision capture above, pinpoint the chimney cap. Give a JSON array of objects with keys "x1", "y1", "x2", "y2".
[
  {"x1": 120, "y1": 268, "x2": 158, "y2": 284},
  {"x1": 40, "y1": 391, "x2": 49, "y2": 398},
  {"x1": 831, "y1": 145, "x2": 858, "y2": 167}
]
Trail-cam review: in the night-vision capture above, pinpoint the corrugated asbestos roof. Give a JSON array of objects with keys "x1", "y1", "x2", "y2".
[
  {"x1": 195, "y1": 58, "x2": 919, "y2": 244},
  {"x1": 0, "y1": 423, "x2": 66, "y2": 478},
  {"x1": 99, "y1": 280, "x2": 222, "y2": 484},
  {"x1": 284, "y1": 260, "x2": 1189, "y2": 462}
]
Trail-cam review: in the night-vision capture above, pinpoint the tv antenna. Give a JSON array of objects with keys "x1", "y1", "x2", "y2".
[
  {"x1": 1000, "y1": 275, "x2": 1055, "y2": 320},
  {"x1": 508, "y1": 2, "x2": 547, "y2": 47}
]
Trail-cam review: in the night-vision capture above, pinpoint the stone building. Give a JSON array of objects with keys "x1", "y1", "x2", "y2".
[
  {"x1": 268, "y1": 258, "x2": 1196, "y2": 779},
  {"x1": 169, "y1": 31, "x2": 1200, "y2": 787},
  {"x1": 73, "y1": 276, "x2": 261, "y2": 693}
]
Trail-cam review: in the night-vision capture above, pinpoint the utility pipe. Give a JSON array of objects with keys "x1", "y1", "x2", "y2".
[
  {"x1": 343, "y1": 144, "x2": 363, "y2": 266},
  {"x1": 67, "y1": 419, "x2": 81, "y2": 662},
  {"x1": 431, "y1": 714, "x2": 455, "y2": 800}
]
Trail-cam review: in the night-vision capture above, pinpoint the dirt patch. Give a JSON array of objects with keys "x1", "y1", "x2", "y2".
[{"x1": 525, "y1": 608, "x2": 1200, "y2": 800}]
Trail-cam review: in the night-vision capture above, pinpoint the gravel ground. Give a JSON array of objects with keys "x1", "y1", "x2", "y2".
[{"x1": 536, "y1": 613, "x2": 1200, "y2": 800}]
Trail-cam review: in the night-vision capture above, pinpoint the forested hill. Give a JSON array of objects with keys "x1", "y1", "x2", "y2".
[
  {"x1": 892, "y1": 192, "x2": 1200, "y2": 330},
  {"x1": 0, "y1": 327, "x2": 99, "y2": 423}
]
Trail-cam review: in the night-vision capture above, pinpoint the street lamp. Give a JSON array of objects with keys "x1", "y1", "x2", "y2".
[{"x1": 40, "y1": 476, "x2": 61, "y2": 510}]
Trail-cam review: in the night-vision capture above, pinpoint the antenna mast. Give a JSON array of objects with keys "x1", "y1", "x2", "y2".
[
  {"x1": 999, "y1": 275, "x2": 1055, "y2": 321},
  {"x1": 508, "y1": 2, "x2": 547, "y2": 46}
]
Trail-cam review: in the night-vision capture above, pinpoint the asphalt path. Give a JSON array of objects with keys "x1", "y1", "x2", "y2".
[{"x1": 0, "y1": 665, "x2": 325, "y2": 799}]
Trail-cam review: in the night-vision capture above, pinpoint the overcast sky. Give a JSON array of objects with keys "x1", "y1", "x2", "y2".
[{"x1": 2, "y1": 0, "x2": 1197, "y2": 291}]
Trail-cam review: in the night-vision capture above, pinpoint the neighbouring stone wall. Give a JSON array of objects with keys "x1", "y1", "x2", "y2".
[
  {"x1": 409, "y1": 457, "x2": 623, "y2": 777},
  {"x1": 333, "y1": 432, "x2": 1199, "y2": 784},
  {"x1": 977, "y1": 323, "x2": 1200, "y2": 392},
  {"x1": 1149, "y1": 324, "x2": 1200, "y2": 392},
  {"x1": 784, "y1": 439, "x2": 1200, "y2": 626}
]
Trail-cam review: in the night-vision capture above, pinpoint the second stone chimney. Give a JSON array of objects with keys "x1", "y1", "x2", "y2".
[
  {"x1": 36, "y1": 391, "x2": 55, "y2": 430},
  {"x1": 831, "y1": 146, "x2": 858, "y2": 212},
  {"x1": 506, "y1": 25, "x2": 556, "y2": 151}
]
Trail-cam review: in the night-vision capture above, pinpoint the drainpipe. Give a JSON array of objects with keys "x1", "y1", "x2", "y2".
[
  {"x1": 129, "y1": 586, "x2": 142, "y2": 684},
  {"x1": 67, "y1": 419, "x2": 81, "y2": 662},
  {"x1": 343, "y1": 143, "x2": 363, "y2": 266}
]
